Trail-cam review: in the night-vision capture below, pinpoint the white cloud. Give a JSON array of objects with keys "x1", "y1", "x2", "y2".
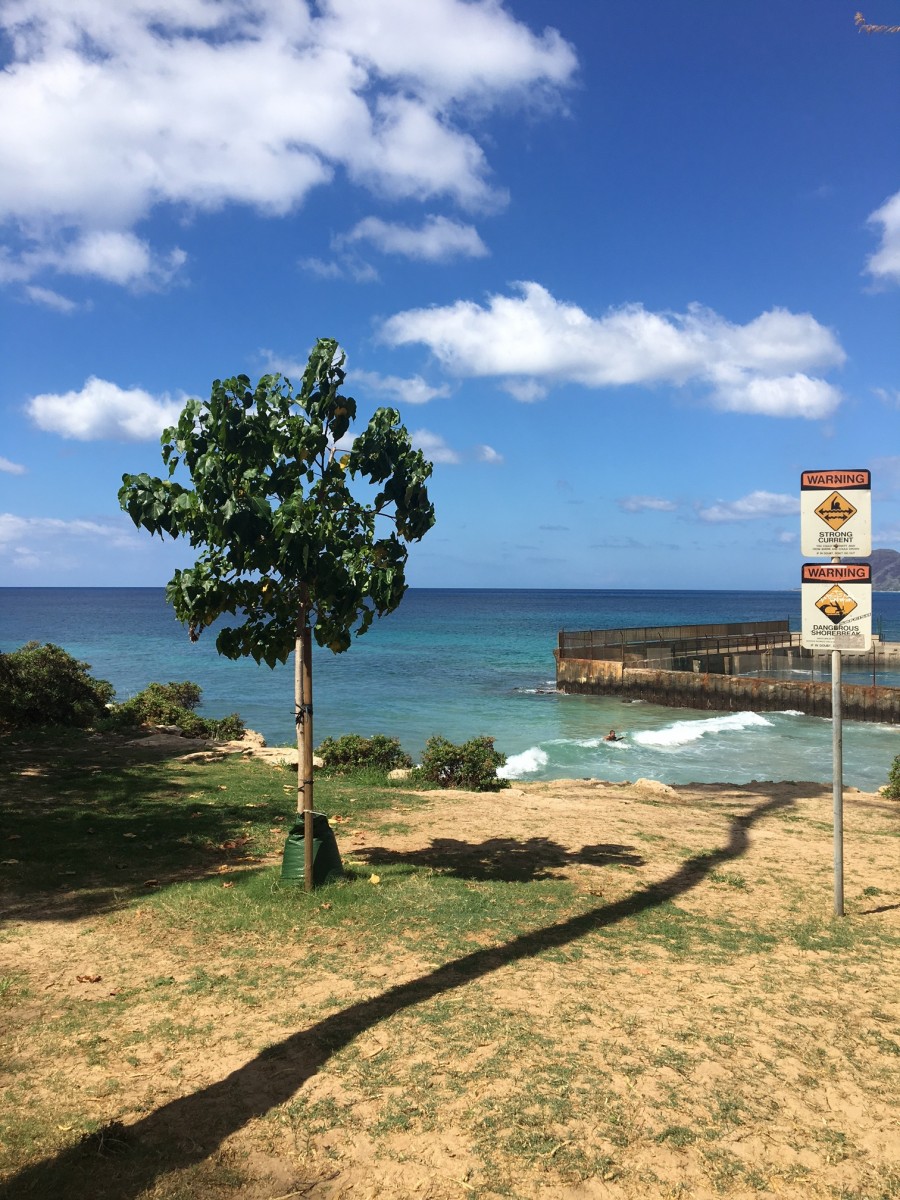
[
  {"x1": 23, "y1": 284, "x2": 79, "y2": 312},
  {"x1": 342, "y1": 215, "x2": 488, "y2": 261},
  {"x1": 298, "y1": 254, "x2": 378, "y2": 283},
  {"x1": 500, "y1": 378, "x2": 548, "y2": 403},
  {"x1": 709, "y1": 370, "x2": 843, "y2": 419},
  {"x1": 0, "y1": 511, "x2": 140, "y2": 573},
  {"x1": 865, "y1": 191, "x2": 900, "y2": 284},
  {"x1": 1, "y1": 231, "x2": 188, "y2": 290},
  {"x1": 26, "y1": 376, "x2": 184, "y2": 440},
  {"x1": 475, "y1": 444, "x2": 503, "y2": 464},
  {"x1": 258, "y1": 349, "x2": 314, "y2": 379},
  {"x1": 873, "y1": 525, "x2": 900, "y2": 547},
  {"x1": 0, "y1": 456, "x2": 27, "y2": 475},
  {"x1": 352, "y1": 369, "x2": 450, "y2": 405},
  {"x1": 411, "y1": 428, "x2": 460, "y2": 464},
  {"x1": 318, "y1": 0, "x2": 576, "y2": 103},
  {"x1": 58, "y1": 232, "x2": 187, "y2": 287},
  {"x1": 382, "y1": 282, "x2": 845, "y2": 419},
  {"x1": 0, "y1": 1, "x2": 575, "y2": 286},
  {"x1": 0, "y1": 512, "x2": 138, "y2": 549},
  {"x1": 873, "y1": 387, "x2": 900, "y2": 408},
  {"x1": 618, "y1": 495, "x2": 677, "y2": 513},
  {"x1": 696, "y1": 491, "x2": 800, "y2": 523}
]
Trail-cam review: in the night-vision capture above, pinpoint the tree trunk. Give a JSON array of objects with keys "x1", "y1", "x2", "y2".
[{"x1": 295, "y1": 605, "x2": 315, "y2": 891}]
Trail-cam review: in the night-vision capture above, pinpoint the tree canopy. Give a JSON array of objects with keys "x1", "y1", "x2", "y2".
[{"x1": 119, "y1": 339, "x2": 435, "y2": 666}]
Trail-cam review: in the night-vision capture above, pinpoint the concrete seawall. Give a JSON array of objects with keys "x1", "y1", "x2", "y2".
[{"x1": 555, "y1": 656, "x2": 900, "y2": 722}]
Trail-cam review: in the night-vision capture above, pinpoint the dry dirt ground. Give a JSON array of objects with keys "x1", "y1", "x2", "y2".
[{"x1": 1, "y1": 754, "x2": 899, "y2": 1200}]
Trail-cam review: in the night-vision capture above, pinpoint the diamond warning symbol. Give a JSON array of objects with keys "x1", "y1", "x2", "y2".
[
  {"x1": 814, "y1": 491, "x2": 857, "y2": 531},
  {"x1": 815, "y1": 584, "x2": 857, "y2": 625}
]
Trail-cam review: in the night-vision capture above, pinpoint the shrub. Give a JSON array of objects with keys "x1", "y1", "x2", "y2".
[
  {"x1": 882, "y1": 755, "x2": 900, "y2": 799},
  {"x1": 317, "y1": 733, "x2": 413, "y2": 773},
  {"x1": 418, "y1": 735, "x2": 508, "y2": 792},
  {"x1": 0, "y1": 642, "x2": 114, "y2": 729},
  {"x1": 107, "y1": 681, "x2": 245, "y2": 742}
]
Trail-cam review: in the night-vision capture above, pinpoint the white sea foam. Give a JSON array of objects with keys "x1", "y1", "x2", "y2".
[
  {"x1": 777, "y1": 710, "x2": 805, "y2": 717},
  {"x1": 498, "y1": 746, "x2": 549, "y2": 779},
  {"x1": 631, "y1": 711, "x2": 772, "y2": 749}
]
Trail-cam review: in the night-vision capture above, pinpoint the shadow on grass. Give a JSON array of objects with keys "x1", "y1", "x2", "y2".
[
  {"x1": 0, "y1": 734, "x2": 283, "y2": 924},
  {"x1": 0, "y1": 792, "x2": 795, "y2": 1200},
  {"x1": 357, "y1": 836, "x2": 644, "y2": 881}
]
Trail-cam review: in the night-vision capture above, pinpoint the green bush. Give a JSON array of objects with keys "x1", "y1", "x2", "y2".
[
  {"x1": 417, "y1": 735, "x2": 508, "y2": 792},
  {"x1": 882, "y1": 755, "x2": 900, "y2": 799},
  {"x1": 107, "y1": 681, "x2": 245, "y2": 742},
  {"x1": 0, "y1": 642, "x2": 114, "y2": 729},
  {"x1": 317, "y1": 733, "x2": 413, "y2": 773}
]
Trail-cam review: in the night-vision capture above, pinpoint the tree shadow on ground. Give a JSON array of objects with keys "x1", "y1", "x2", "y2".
[
  {"x1": 357, "y1": 836, "x2": 644, "y2": 881},
  {"x1": 0, "y1": 733, "x2": 283, "y2": 924},
  {"x1": 0, "y1": 792, "x2": 795, "y2": 1200}
]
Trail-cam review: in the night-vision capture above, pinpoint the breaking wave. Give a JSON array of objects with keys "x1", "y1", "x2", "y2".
[
  {"x1": 631, "y1": 711, "x2": 772, "y2": 749},
  {"x1": 497, "y1": 746, "x2": 549, "y2": 779}
]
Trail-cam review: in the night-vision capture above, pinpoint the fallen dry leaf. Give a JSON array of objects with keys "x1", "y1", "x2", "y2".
[
  {"x1": 368, "y1": 874, "x2": 381, "y2": 886},
  {"x1": 1, "y1": 859, "x2": 20, "y2": 865},
  {"x1": 143, "y1": 879, "x2": 160, "y2": 888},
  {"x1": 76, "y1": 975, "x2": 102, "y2": 984},
  {"x1": 222, "y1": 881, "x2": 235, "y2": 889}
]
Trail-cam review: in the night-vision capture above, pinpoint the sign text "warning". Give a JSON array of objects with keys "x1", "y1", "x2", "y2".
[
  {"x1": 801, "y1": 564, "x2": 871, "y2": 584},
  {"x1": 801, "y1": 470, "x2": 870, "y2": 490}
]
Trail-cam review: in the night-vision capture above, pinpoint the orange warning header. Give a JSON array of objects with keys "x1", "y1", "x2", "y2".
[
  {"x1": 801, "y1": 563, "x2": 871, "y2": 584},
  {"x1": 801, "y1": 469, "x2": 870, "y2": 490}
]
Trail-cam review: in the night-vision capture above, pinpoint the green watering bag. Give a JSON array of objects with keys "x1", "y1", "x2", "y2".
[{"x1": 281, "y1": 812, "x2": 344, "y2": 886}]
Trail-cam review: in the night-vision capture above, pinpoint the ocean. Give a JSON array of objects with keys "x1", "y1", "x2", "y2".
[{"x1": 3, "y1": 587, "x2": 900, "y2": 791}]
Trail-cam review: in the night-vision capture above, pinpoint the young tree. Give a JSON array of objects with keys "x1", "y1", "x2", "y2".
[{"x1": 119, "y1": 338, "x2": 435, "y2": 888}]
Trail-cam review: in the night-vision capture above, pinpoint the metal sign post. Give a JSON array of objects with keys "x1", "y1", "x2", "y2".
[{"x1": 832, "y1": 642, "x2": 843, "y2": 916}]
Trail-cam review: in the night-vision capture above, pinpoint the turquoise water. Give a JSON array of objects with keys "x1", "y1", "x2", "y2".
[{"x1": 3, "y1": 587, "x2": 900, "y2": 790}]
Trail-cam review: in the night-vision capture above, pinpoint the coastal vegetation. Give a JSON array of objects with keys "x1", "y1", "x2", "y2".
[
  {"x1": 101, "y1": 681, "x2": 245, "y2": 743},
  {"x1": 118, "y1": 337, "x2": 435, "y2": 888},
  {"x1": 317, "y1": 733, "x2": 413, "y2": 774},
  {"x1": 418, "y1": 733, "x2": 509, "y2": 791},
  {"x1": 0, "y1": 641, "x2": 114, "y2": 729},
  {"x1": 0, "y1": 640, "x2": 512, "y2": 787},
  {"x1": 0, "y1": 643, "x2": 243, "y2": 742},
  {"x1": 0, "y1": 735, "x2": 898, "y2": 1198},
  {"x1": 317, "y1": 732, "x2": 509, "y2": 792},
  {"x1": 881, "y1": 754, "x2": 900, "y2": 800}
]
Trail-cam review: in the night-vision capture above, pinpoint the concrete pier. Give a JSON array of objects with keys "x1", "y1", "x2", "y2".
[{"x1": 555, "y1": 623, "x2": 900, "y2": 722}]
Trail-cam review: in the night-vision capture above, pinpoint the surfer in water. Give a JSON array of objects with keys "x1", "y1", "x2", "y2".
[{"x1": 604, "y1": 729, "x2": 622, "y2": 742}]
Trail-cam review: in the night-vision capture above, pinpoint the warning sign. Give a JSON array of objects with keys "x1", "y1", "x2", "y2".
[
  {"x1": 800, "y1": 469, "x2": 871, "y2": 557},
  {"x1": 814, "y1": 584, "x2": 857, "y2": 624},
  {"x1": 813, "y1": 491, "x2": 857, "y2": 531},
  {"x1": 801, "y1": 563, "x2": 871, "y2": 650}
]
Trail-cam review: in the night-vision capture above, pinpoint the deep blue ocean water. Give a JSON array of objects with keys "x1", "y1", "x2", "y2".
[{"x1": 3, "y1": 587, "x2": 900, "y2": 790}]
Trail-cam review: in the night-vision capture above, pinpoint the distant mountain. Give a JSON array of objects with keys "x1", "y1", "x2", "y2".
[{"x1": 847, "y1": 548, "x2": 900, "y2": 590}]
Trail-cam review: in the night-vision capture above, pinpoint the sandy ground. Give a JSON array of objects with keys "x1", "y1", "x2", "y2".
[{"x1": 2, "y1": 742, "x2": 899, "y2": 1199}]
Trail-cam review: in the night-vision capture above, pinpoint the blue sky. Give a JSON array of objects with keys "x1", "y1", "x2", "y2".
[{"x1": 1, "y1": 0, "x2": 898, "y2": 590}]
